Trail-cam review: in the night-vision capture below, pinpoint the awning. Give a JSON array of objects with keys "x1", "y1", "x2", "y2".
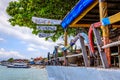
[
  {"x1": 61, "y1": 0, "x2": 94, "y2": 29},
  {"x1": 61, "y1": 0, "x2": 120, "y2": 29}
]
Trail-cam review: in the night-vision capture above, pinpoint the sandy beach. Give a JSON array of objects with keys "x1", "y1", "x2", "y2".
[{"x1": 30, "y1": 65, "x2": 46, "y2": 69}]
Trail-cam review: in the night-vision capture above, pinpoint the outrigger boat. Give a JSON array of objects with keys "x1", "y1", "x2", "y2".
[{"x1": 7, "y1": 63, "x2": 30, "y2": 68}]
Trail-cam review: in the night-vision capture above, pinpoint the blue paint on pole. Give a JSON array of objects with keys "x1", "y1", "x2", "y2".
[
  {"x1": 102, "y1": 17, "x2": 110, "y2": 26},
  {"x1": 61, "y1": 0, "x2": 94, "y2": 29}
]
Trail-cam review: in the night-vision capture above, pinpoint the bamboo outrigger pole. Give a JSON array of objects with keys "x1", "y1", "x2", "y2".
[
  {"x1": 101, "y1": 12, "x2": 120, "y2": 26},
  {"x1": 102, "y1": 41, "x2": 120, "y2": 49},
  {"x1": 99, "y1": 0, "x2": 111, "y2": 67}
]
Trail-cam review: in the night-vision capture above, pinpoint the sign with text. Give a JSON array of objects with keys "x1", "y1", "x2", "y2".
[
  {"x1": 37, "y1": 26, "x2": 57, "y2": 31},
  {"x1": 38, "y1": 33, "x2": 55, "y2": 37},
  {"x1": 32, "y1": 17, "x2": 62, "y2": 25}
]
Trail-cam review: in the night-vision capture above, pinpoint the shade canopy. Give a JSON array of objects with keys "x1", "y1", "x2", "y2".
[
  {"x1": 61, "y1": 0, "x2": 120, "y2": 29},
  {"x1": 61, "y1": 0, "x2": 94, "y2": 29}
]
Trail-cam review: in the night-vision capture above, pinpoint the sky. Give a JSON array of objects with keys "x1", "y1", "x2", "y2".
[
  {"x1": 0, "y1": 0, "x2": 82, "y2": 61},
  {"x1": 0, "y1": 0, "x2": 66, "y2": 61}
]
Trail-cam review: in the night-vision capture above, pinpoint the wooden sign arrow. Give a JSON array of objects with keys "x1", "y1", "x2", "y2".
[
  {"x1": 37, "y1": 26, "x2": 57, "y2": 31},
  {"x1": 32, "y1": 17, "x2": 62, "y2": 25},
  {"x1": 38, "y1": 33, "x2": 55, "y2": 37}
]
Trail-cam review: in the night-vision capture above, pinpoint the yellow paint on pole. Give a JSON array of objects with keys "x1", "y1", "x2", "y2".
[
  {"x1": 99, "y1": 1, "x2": 111, "y2": 66},
  {"x1": 69, "y1": 24, "x2": 90, "y2": 27},
  {"x1": 64, "y1": 29, "x2": 68, "y2": 46},
  {"x1": 109, "y1": 12, "x2": 120, "y2": 24},
  {"x1": 69, "y1": 24, "x2": 120, "y2": 28},
  {"x1": 99, "y1": 2, "x2": 109, "y2": 37}
]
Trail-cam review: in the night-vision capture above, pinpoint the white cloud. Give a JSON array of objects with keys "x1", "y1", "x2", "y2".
[
  {"x1": 28, "y1": 43, "x2": 50, "y2": 51},
  {"x1": 27, "y1": 47, "x2": 38, "y2": 52},
  {"x1": 20, "y1": 41, "x2": 26, "y2": 44},
  {"x1": 27, "y1": 43, "x2": 50, "y2": 55},
  {"x1": 0, "y1": 48, "x2": 25, "y2": 61},
  {"x1": 40, "y1": 46, "x2": 49, "y2": 50},
  {"x1": 0, "y1": 38, "x2": 5, "y2": 42},
  {"x1": 0, "y1": 0, "x2": 57, "y2": 55}
]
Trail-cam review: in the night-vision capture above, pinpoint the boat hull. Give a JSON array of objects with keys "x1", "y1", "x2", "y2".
[
  {"x1": 7, "y1": 63, "x2": 30, "y2": 68},
  {"x1": 7, "y1": 65, "x2": 30, "y2": 68},
  {"x1": 46, "y1": 66, "x2": 120, "y2": 80}
]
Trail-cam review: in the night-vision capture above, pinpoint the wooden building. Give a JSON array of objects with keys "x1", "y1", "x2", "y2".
[{"x1": 61, "y1": 0, "x2": 120, "y2": 68}]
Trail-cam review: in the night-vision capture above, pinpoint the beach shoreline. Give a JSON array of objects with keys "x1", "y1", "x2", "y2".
[{"x1": 30, "y1": 65, "x2": 45, "y2": 69}]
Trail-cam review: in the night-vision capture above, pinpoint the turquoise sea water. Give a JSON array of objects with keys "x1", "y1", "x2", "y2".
[{"x1": 0, "y1": 65, "x2": 48, "y2": 80}]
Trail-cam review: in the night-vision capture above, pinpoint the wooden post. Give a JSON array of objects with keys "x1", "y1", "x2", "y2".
[
  {"x1": 64, "y1": 29, "x2": 68, "y2": 66},
  {"x1": 99, "y1": 0, "x2": 111, "y2": 67},
  {"x1": 79, "y1": 36, "x2": 90, "y2": 67},
  {"x1": 64, "y1": 29, "x2": 68, "y2": 46},
  {"x1": 118, "y1": 37, "x2": 120, "y2": 68},
  {"x1": 118, "y1": 45, "x2": 120, "y2": 67},
  {"x1": 47, "y1": 52, "x2": 50, "y2": 65},
  {"x1": 109, "y1": 12, "x2": 120, "y2": 24},
  {"x1": 93, "y1": 26, "x2": 109, "y2": 68}
]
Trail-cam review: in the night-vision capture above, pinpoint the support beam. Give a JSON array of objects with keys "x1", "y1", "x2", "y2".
[
  {"x1": 109, "y1": 12, "x2": 120, "y2": 25},
  {"x1": 69, "y1": 24, "x2": 90, "y2": 27},
  {"x1": 69, "y1": 24, "x2": 120, "y2": 28},
  {"x1": 99, "y1": 0, "x2": 111, "y2": 67},
  {"x1": 102, "y1": 12, "x2": 120, "y2": 26}
]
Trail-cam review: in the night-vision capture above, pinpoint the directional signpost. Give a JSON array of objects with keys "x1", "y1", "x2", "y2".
[
  {"x1": 32, "y1": 17, "x2": 60, "y2": 37},
  {"x1": 32, "y1": 17, "x2": 62, "y2": 25},
  {"x1": 38, "y1": 33, "x2": 55, "y2": 37},
  {"x1": 37, "y1": 26, "x2": 57, "y2": 31}
]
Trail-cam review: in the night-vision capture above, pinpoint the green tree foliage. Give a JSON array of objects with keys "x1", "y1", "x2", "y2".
[
  {"x1": 58, "y1": 52, "x2": 63, "y2": 57},
  {"x1": 6, "y1": 0, "x2": 79, "y2": 41},
  {"x1": 7, "y1": 58, "x2": 14, "y2": 63}
]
